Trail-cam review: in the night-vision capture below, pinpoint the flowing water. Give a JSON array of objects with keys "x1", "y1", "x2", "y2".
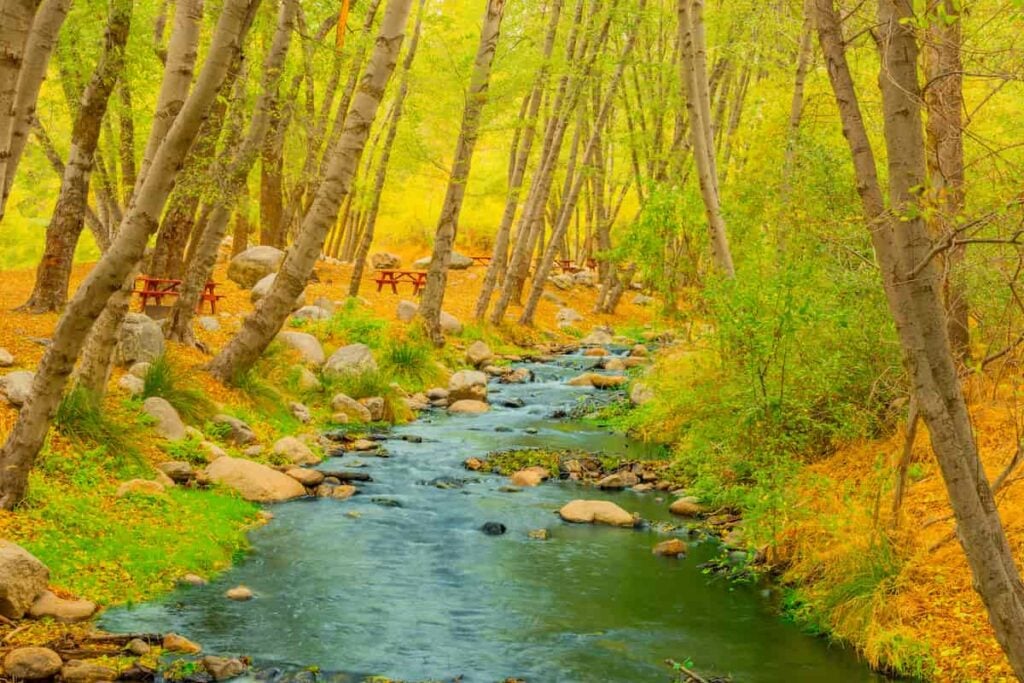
[{"x1": 103, "y1": 351, "x2": 886, "y2": 682}]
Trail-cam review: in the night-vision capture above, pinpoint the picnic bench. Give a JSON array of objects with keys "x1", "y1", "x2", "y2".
[
  {"x1": 470, "y1": 255, "x2": 492, "y2": 266},
  {"x1": 374, "y1": 269, "x2": 428, "y2": 295},
  {"x1": 133, "y1": 276, "x2": 224, "y2": 313},
  {"x1": 555, "y1": 259, "x2": 584, "y2": 274}
]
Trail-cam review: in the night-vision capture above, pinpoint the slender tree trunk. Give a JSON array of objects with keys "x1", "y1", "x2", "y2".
[
  {"x1": 208, "y1": 0, "x2": 412, "y2": 381},
  {"x1": 259, "y1": 106, "x2": 286, "y2": 248},
  {"x1": 0, "y1": 0, "x2": 261, "y2": 510},
  {"x1": 777, "y1": 0, "x2": 814, "y2": 255},
  {"x1": 520, "y1": 15, "x2": 639, "y2": 325},
  {"x1": 924, "y1": 0, "x2": 968, "y2": 361},
  {"x1": 136, "y1": 0, "x2": 203, "y2": 188},
  {"x1": 473, "y1": 0, "x2": 563, "y2": 320},
  {"x1": 117, "y1": 80, "x2": 136, "y2": 204},
  {"x1": 232, "y1": 188, "x2": 251, "y2": 256},
  {"x1": 679, "y1": 0, "x2": 734, "y2": 276},
  {"x1": 0, "y1": 0, "x2": 40, "y2": 208},
  {"x1": 74, "y1": 270, "x2": 136, "y2": 400},
  {"x1": 816, "y1": 1, "x2": 1024, "y2": 675},
  {"x1": 0, "y1": 0, "x2": 69, "y2": 220},
  {"x1": 167, "y1": 0, "x2": 298, "y2": 344},
  {"x1": 348, "y1": 0, "x2": 425, "y2": 297},
  {"x1": 418, "y1": 0, "x2": 506, "y2": 345},
  {"x1": 20, "y1": 0, "x2": 133, "y2": 313}
]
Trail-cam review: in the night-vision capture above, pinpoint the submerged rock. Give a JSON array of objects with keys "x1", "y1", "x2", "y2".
[
  {"x1": 448, "y1": 399, "x2": 490, "y2": 414},
  {"x1": 163, "y1": 633, "x2": 202, "y2": 654},
  {"x1": 203, "y1": 656, "x2": 247, "y2": 682},
  {"x1": 225, "y1": 586, "x2": 254, "y2": 601},
  {"x1": 652, "y1": 539, "x2": 688, "y2": 557},
  {"x1": 481, "y1": 522, "x2": 507, "y2": 535},
  {"x1": 510, "y1": 467, "x2": 549, "y2": 487}
]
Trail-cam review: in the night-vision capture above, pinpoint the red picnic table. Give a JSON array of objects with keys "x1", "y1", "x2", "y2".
[
  {"x1": 133, "y1": 276, "x2": 224, "y2": 313},
  {"x1": 555, "y1": 259, "x2": 584, "y2": 274},
  {"x1": 374, "y1": 269, "x2": 428, "y2": 295}
]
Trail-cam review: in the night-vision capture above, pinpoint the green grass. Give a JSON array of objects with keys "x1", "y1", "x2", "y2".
[
  {"x1": 15, "y1": 443, "x2": 259, "y2": 606},
  {"x1": 378, "y1": 335, "x2": 446, "y2": 391},
  {"x1": 320, "y1": 368, "x2": 412, "y2": 423},
  {"x1": 55, "y1": 386, "x2": 145, "y2": 468},
  {"x1": 143, "y1": 354, "x2": 216, "y2": 424},
  {"x1": 305, "y1": 298, "x2": 388, "y2": 348}
]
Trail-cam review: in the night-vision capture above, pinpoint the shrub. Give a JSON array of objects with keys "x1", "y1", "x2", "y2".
[{"x1": 379, "y1": 334, "x2": 445, "y2": 391}]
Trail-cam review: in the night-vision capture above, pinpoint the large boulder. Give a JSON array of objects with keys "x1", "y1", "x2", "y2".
[
  {"x1": 272, "y1": 436, "x2": 320, "y2": 466},
  {"x1": 0, "y1": 542, "x2": 49, "y2": 619},
  {"x1": 465, "y1": 341, "x2": 493, "y2": 367},
  {"x1": 277, "y1": 332, "x2": 325, "y2": 366},
  {"x1": 61, "y1": 661, "x2": 118, "y2": 683},
  {"x1": 29, "y1": 591, "x2": 96, "y2": 623},
  {"x1": 143, "y1": 397, "x2": 186, "y2": 440},
  {"x1": 371, "y1": 252, "x2": 401, "y2": 270},
  {"x1": 440, "y1": 311, "x2": 462, "y2": 335},
  {"x1": 2, "y1": 647, "x2": 62, "y2": 680},
  {"x1": 331, "y1": 394, "x2": 372, "y2": 422},
  {"x1": 115, "y1": 313, "x2": 164, "y2": 366},
  {"x1": 0, "y1": 371, "x2": 34, "y2": 407},
  {"x1": 412, "y1": 252, "x2": 473, "y2": 270},
  {"x1": 559, "y1": 500, "x2": 637, "y2": 527},
  {"x1": 448, "y1": 370, "x2": 488, "y2": 402},
  {"x1": 204, "y1": 457, "x2": 306, "y2": 502},
  {"x1": 228, "y1": 246, "x2": 285, "y2": 289},
  {"x1": 251, "y1": 273, "x2": 306, "y2": 310},
  {"x1": 324, "y1": 343, "x2": 377, "y2": 377},
  {"x1": 396, "y1": 300, "x2": 418, "y2": 322}
]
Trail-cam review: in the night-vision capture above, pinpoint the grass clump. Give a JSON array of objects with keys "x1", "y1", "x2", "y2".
[
  {"x1": 378, "y1": 334, "x2": 446, "y2": 392},
  {"x1": 143, "y1": 355, "x2": 216, "y2": 424},
  {"x1": 308, "y1": 298, "x2": 387, "y2": 348},
  {"x1": 55, "y1": 386, "x2": 143, "y2": 467},
  {"x1": 321, "y1": 369, "x2": 412, "y2": 424}
]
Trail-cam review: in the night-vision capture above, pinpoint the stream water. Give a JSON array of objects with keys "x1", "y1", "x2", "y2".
[{"x1": 103, "y1": 351, "x2": 886, "y2": 682}]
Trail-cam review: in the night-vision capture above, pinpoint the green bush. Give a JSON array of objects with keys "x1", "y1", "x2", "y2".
[{"x1": 379, "y1": 334, "x2": 445, "y2": 391}]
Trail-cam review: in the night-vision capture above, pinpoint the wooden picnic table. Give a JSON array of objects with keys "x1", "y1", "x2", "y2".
[
  {"x1": 469, "y1": 255, "x2": 492, "y2": 266},
  {"x1": 555, "y1": 259, "x2": 583, "y2": 274},
  {"x1": 133, "y1": 276, "x2": 223, "y2": 313},
  {"x1": 374, "y1": 269, "x2": 428, "y2": 295}
]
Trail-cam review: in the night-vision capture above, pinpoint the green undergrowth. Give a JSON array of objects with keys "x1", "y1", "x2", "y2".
[
  {"x1": 143, "y1": 354, "x2": 216, "y2": 424},
  {"x1": 483, "y1": 447, "x2": 632, "y2": 476},
  {"x1": 8, "y1": 439, "x2": 258, "y2": 606}
]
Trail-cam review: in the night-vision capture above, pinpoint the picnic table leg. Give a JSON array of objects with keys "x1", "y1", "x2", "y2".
[{"x1": 390, "y1": 282, "x2": 398, "y2": 294}]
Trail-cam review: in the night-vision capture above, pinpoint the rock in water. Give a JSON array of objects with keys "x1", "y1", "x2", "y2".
[
  {"x1": 204, "y1": 457, "x2": 306, "y2": 503},
  {"x1": 465, "y1": 340, "x2": 493, "y2": 367},
  {"x1": 202, "y1": 656, "x2": 247, "y2": 682},
  {"x1": 225, "y1": 585, "x2": 254, "y2": 601},
  {"x1": 0, "y1": 541, "x2": 50, "y2": 619},
  {"x1": 115, "y1": 313, "x2": 165, "y2": 366},
  {"x1": 142, "y1": 397, "x2": 187, "y2": 441},
  {"x1": 559, "y1": 500, "x2": 637, "y2": 527},
  {"x1": 448, "y1": 400, "x2": 490, "y2": 414},
  {"x1": 510, "y1": 467, "x2": 549, "y2": 487},
  {"x1": 228, "y1": 246, "x2": 285, "y2": 289},
  {"x1": 481, "y1": 522, "x2": 507, "y2": 535},
  {"x1": 163, "y1": 633, "x2": 202, "y2": 654},
  {"x1": 2, "y1": 647, "x2": 63, "y2": 680},
  {"x1": 449, "y1": 369, "x2": 488, "y2": 402},
  {"x1": 652, "y1": 539, "x2": 688, "y2": 557},
  {"x1": 669, "y1": 497, "x2": 704, "y2": 517}
]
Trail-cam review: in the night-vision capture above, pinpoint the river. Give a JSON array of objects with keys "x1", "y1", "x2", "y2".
[{"x1": 103, "y1": 350, "x2": 886, "y2": 682}]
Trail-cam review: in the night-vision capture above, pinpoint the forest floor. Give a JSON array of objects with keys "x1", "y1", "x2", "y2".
[{"x1": 0, "y1": 250, "x2": 1019, "y2": 681}]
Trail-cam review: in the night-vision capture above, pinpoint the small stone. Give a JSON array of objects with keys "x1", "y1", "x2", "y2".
[
  {"x1": 481, "y1": 522, "x2": 507, "y2": 535},
  {"x1": 296, "y1": 366, "x2": 322, "y2": 392},
  {"x1": 653, "y1": 539, "x2": 688, "y2": 557},
  {"x1": 596, "y1": 472, "x2": 639, "y2": 490},
  {"x1": 464, "y1": 457, "x2": 485, "y2": 471},
  {"x1": 118, "y1": 374, "x2": 145, "y2": 396},
  {"x1": 359, "y1": 396, "x2": 386, "y2": 422},
  {"x1": 143, "y1": 397, "x2": 187, "y2": 441},
  {"x1": 584, "y1": 347, "x2": 609, "y2": 357},
  {"x1": 510, "y1": 467, "x2": 549, "y2": 487},
  {"x1": 197, "y1": 316, "x2": 221, "y2": 332},
  {"x1": 603, "y1": 357, "x2": 626, "y2": 372},
  {"x1": 3, "y1": 647, "x2": 63, "y2": 680},
  {"x1": 528, "y1": 529, "x2": 549, "y2": 541},
  {"x1": 225, "y1": 585, "x2": 254, "y2": 601},
  {"x1": 350, "y1": 438, "x2": 378, "y2": 452},
  {"x1": 290, "y1": 402, "x2": 312, "y2": 423},
  {"x1": 0, "y1": 370, "x2": 34, "y2": 406},
  {"x1": 163, "y1": 633, "x2": 202, "y2": 654},
  {"x1": 465, "y1": 340, "x2": 493, "y2": 367},
  {"x1": 181, "y1": 574, "x2": 207, "y2": 586},
  {"x1": 286, "y1": 468, "x2": 325, "y2": 487},
  {"x1": 125, "y1": 638, "x2": 151, "y2": 656},
  {"x1": 630, "y1": 344, "x2": 649, "y2": 357},
  {"x1": 158, "y1": 461, "x2": 195, "y2": 483}
]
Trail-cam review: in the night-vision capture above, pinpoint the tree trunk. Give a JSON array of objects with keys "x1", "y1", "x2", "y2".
[
  {"x1": 117, "y1": 80, "x2": 136, "y2": 204},
  {"x1": 473, "y1": 0, "x2": 563, "y2": 320},
  {"x1": 232, "y1": 188, "x2": 251, "y2": 256},
  {"x1": 924, "y1": 0, "x2": 969, "y2": 362},
  {"x1": 208, "y1": 0, "x2": 412, "y2": 382},
  {"x1": 20, "y1": 0, "x2": 133, "y2": 313},
  {"x1": 519, "y1": 14, "x2": 639, "y2": 325},
  {"x1": 417, "y1": 0, "x2": 506, "y2": 345},
  {"x1": 0, "y1": 0, "x2": 69, "y2": 221},
  {"x1": 136, "y1": 0, "x2": 203, "y2": 188},
  {"x1": 777, "y1": 0, "x2": 814, "y2": 254},
  {"x1": 0, "y1": 0, "x2": 40, "y2": 211},
  {"x1": 348, "y1": 0, "x2": 425, "y2": 297},
  {"x1": 679, "y1": 0, "x2": 734, "y2": 276},
  {"x1": 167, "y1": 0, "x2": 298, "y2": 344},
  {"x1": 259, "y1": 105, "x2": 286, "y2": 248},
  {"x1": 74, "y1": 270, "x2": 137, "y2": 401},
  {"x1": 0, "y1": 0, "x2": 261, "y2": 510},
  {"x1": 816, "y1": 1, "x2": 1024, "y2": 675}
]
